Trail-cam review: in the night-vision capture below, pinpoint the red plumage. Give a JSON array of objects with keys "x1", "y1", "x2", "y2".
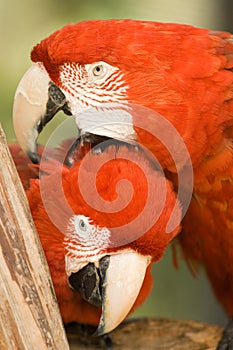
[
  {"x1": 30, "y1": 20, "x2": 233, "y2": 317},
  {"x1": 31, "y1": 20, "x2": 233, "y2": 169},
  {"x1": 10, "y1": 142, "x2": 181, "y2": 326},
  {"x1": 12, "y1": 20, "x2": 233, "y2": 344}
]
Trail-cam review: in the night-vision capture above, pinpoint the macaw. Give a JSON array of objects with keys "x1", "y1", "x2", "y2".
[
  {"x1": 12, "y1": 20, "x2": 233, "y2": 348},
  {"x1": 9, "y1": 141, "x2": 181, "y2": 336}
]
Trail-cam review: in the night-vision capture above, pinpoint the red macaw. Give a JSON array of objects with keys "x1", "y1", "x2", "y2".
[
  {"x1": 10, "y1": 141, "x2": 181, "y2": 336},
  {"x1": 12, "y1": 20, "x2": 233, "y2": 348}
]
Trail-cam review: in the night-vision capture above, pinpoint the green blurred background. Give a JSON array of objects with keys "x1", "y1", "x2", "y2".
[{"x1": 1, "y1": 0, "x2": 232, "y2": 327}]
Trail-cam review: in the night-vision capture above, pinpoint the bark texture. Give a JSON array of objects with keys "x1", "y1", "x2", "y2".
[
  {"x1": 0, "y1": 124, "x2": 69, "y2": 350},
  {"x1": 67, "y1": 317, "x2": 223, "y2": 350}
]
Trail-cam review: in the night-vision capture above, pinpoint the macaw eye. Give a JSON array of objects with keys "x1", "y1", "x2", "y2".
[
  {"x1": 85, "y1": 61, "x2": 118, "y2": 82},
  {"x1": 79, "y1": 219, "x2": 87, "y2": 231},
  {"x1": 92, "y1": 64, "x2": 105, "y2": 77}
]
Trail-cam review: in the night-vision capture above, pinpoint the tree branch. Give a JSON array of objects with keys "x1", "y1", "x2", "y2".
[
  {"x1": 67, "y1": 317, "x2": 223, "y2": 350},
  {"x1": 0, "y1": 124, "x2": 69, "y2": 350}
]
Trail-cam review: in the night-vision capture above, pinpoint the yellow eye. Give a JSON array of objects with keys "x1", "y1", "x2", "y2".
[{"x1": 92, "y1": 64, "x2": 104, "y2": 77}]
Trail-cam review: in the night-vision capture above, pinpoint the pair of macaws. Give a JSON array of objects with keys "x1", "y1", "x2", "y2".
[{"x1": 11, "y1": 20, "x2": 233, "y2": 349}]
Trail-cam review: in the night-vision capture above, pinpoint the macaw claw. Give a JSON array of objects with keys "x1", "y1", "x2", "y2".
[{"x1": 217, "y1": 318, "x2": 233, "y2": 350}]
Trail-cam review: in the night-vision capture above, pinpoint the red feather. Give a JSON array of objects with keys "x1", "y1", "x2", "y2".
[
  {"x1": 9, "y1": 142, "x2": 181, "y2": 325},
  {"x1": 30, "y1": 20, "x2": 233, "y2": 317}
]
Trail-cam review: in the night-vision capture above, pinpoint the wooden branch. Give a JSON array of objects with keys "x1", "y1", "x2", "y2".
[
  {"x1": 67, "y1": 317, "x2": 223, "y2": 350},
  {"x1": 0, "y1": 124, "x2": 69, "y2": 350}
]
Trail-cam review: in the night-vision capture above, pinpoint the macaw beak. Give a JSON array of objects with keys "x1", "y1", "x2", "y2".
[
  {"x1": 66, "y1": 251, "x2": 150, "y2": 335},
  {"x1": 13, "y1": 64, "x2": 71, "y2": 163}
]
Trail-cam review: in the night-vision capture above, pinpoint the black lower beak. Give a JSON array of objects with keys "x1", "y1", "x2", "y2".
[
  {"x1": 37, "y1": 83, "x2": 72, "y2": 134},
  {"x1": 68, "y1": 255, "x2": 110, "y2": 307},
  {"x1": 26, "y1": 83, "x2": 72, "y2": 164}
]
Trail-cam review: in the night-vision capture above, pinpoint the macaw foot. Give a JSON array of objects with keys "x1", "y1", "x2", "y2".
[
  {"x1": 65, "y1": 322, "x2": 113, "y2": 349},
  {"x1": 64, "y1": 133, "x2": 112, "y2": 167},
  {"x1": 217, "y1": 318, "x2": 233, "y2": 350},
  {"x1": 100, "y1": 333, "x2": 113, "y2": 350},
  {"x1": 64, "y1": 136, "x2": 81, "y2": 167},
  {"x1": 64, "y1": 132, "x2": 133, "y2": 167}
]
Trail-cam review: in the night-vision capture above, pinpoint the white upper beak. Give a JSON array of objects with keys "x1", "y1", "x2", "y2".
[
  {"x1": 96, "y1": 251, "x2": 151, "y2": 335},
  {"x1": 13, "y1": 64, "x2": 71, "y2": 163},
  {"x1": 13, "y1": 64, "x2": 50, "y2": 163}
]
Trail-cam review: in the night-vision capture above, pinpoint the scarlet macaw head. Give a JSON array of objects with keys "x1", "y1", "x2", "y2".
[
  {"x1": 13, "y1": 19, "x2": 214, "y2": 166},
  {"x1": 23, "y1": 142, "x2": 181, "y2": 334}
]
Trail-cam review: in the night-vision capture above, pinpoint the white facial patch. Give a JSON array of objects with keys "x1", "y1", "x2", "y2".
[
  {"x1": 64, "y1": 215, "x2": 111, "y2": 274},
  {"x1": 76, "y1": 104, "x2": 137, "y2": 141},
  {"x1": 64, "y1": 215, "x2": 111, "y2": 259},
  {"x1": 59, "y1": 61, "x2": 128, "y2": 111},
  {"x1": 59, "y1": 61, "x2": 136, "y2": 141},
  {"x1": 66, "y1": 214, "x2": 111, "y2": 249}
]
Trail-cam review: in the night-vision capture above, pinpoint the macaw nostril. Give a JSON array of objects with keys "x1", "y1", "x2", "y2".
[{"x1": 68, "y1": 255, "x2": 110, "y2": 307}]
